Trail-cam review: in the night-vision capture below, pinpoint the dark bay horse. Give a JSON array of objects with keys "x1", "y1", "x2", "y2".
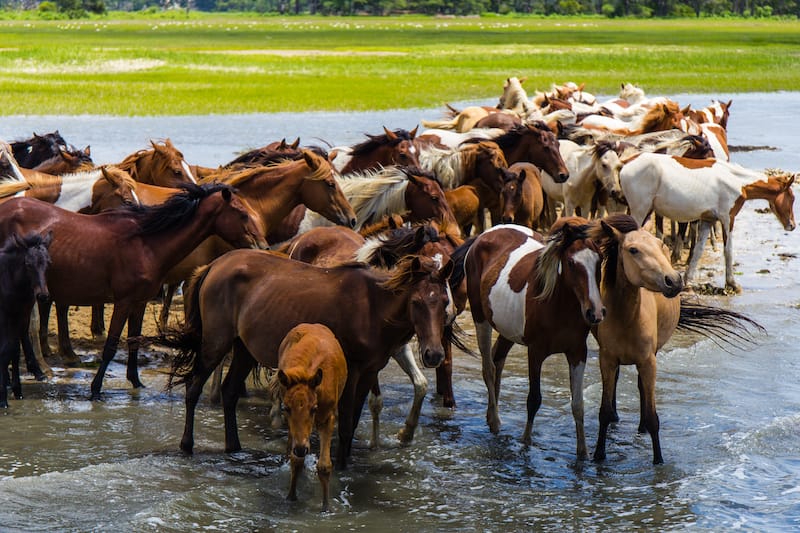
[
  {"x1": 478, "y1": 121, "x2": 570, "y2": 184},
  {"x1": 10, "y1": 131, "x2": 70, "y2": 169},
  {"x1": 0, "y1": 183, "x2": 266, "y2": 399},
  {"x1": 30, "y1": 145, "x2": 94, "y2": 175},
  {"x1": 0, "y1": 232, "x2": 51, "y2": 408},
  {"x1": 333, "y1": 126, "x2": 420, "y2": 175},
  {"x1": 456, "y1": 219, "x2": 605, "y2": 458},
  {"x1": 116, "y1": 139, "x2": 197, "y2": 188},
  {"x1": 164, "y1": 251, "x2": 453, "y2": 468}
]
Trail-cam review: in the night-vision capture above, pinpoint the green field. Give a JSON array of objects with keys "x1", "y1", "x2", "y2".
[{"x1": 0, "y1": 14, "x2": 798, "y2": 115}]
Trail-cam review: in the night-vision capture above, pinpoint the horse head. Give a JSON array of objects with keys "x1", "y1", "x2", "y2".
[
  {"x1": 592, "y1": 141, "x2": 624, "y2": 202},
  {"x1": 500, "y1": 167, "x2": 527, "y2": 224},
  {"x1": 298, "y1": 150, "x2": 357, "y2": 229},
  {"x1": 88, "y1": 166, "x2": 140, "y2": 213},
  {"x1": 469, "y1": 141, "x2": 509, "y2": 194},
  {"x1": 402, "y1": 166, "x2": 458, "y2": 229},
  {"x1": 205, "y1": 185, "x2": 268, "y2": 250},
  {"x1": 6, "y1": 231, "x2": 52, "y2": 304},
  {"x1": 523, "y1": 121, "x2": 569, "y2": 183},
  {"x1": 277, "y1": 366, "x2": 323, "y2": 459},
  {"x1": 769, "y1": 173, "x2": 796, "y2": 232}
]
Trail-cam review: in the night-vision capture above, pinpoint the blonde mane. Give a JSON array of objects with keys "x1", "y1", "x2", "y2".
[{"x1": 338, "y1": 167, "x2": 410, "y2": 226}]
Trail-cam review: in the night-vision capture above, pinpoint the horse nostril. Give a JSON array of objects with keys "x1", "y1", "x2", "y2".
[
  {"x1": 501, "y1": 216, "x2": 513, "y2": 224},
  {"x1": 349, "y1": 218, "x2": 357, "y2": 229},
  {"x1": 37, "y1": 293, "x2": 49, "y2": 303},
  {"x1": 293, "y1": 445, "x2": 308, "y2": 458},
  {"x1": 423, "y1": 349, "x2": 444, "y2": 368},
  {"x1": 664, "y1": 276, "x2": 674, "y2": 287}
]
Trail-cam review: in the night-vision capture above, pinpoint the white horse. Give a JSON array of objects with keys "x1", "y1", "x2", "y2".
[{"x1": 620, "y1": 153, "x2": 796, "y2": 292}]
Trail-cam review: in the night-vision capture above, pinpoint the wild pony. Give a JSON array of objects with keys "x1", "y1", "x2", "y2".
[
  {"x1": 454, "y1": 220, "x2": 605, "y2": 458},
  {"x1": 0, "y1": 166, "x2": 138, "y2": 214},
  {"x1": 30, "y1": 145, "x2": 93, "y2": 175},
  {"x1": 0, "y1": 143, "x2": 28, "y2": 183},
  {"x1": 499, "y1": 163, "x2": 545, "y2": 230},
  {"x1": 10, "y1": 131, "x2": 71, "y2": 169},
  {"x1": 162, "y1": 251, "x2": 453, "y2": 469},
  {"x1": 478, "y1": 122, "x2": 570, "y2": 184},
  {"x1": 588, "y1": 215, "x2": 761, "y2": 464},
  {"x1": 578, "y1": 100, "x2": 685, "y2": 136},
  {"x1": 619, "y1": 153, "x2": 796, "y2": 292},
  {"x1": 267, "y1": 166, "x2": 456, "y2": 243},
  {"x1": 331, "y1": 127, "x2": 420, "y2": 175},
  {"x1": 0, "y1": 232, "x2": 51, "y2": 408},
  {"x1": 0, "y1": 183, "x2": 266, "y2": 399},
  {"x1": 684, "y1": 99, "x2": 732, "y2": 131},
  {"x1": 271, "y1": 323, "x2": 347, "y2": 512},
  {"x1": 116, "y1": 139, "x2": 197, "y2": 188}
]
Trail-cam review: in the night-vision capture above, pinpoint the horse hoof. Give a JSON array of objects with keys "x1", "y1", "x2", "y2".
[
  {"x1": 33, "y1": 372, "x2": 47, "y2": 382},
  {"x1": 397, "y1": 427, "x2": 414, "y2": 444},
  {"x1": 90, "y1": 392, "x2": 102, "y2": 401},
  {"x1": 130, "y1": 381, "x2": 146, "y2": 389}
]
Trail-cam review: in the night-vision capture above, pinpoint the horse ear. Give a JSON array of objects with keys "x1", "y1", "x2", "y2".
[
  {"x1": 681, "y1": 105, "x2": 691, "y2": 115},
  {"x1": 409, "y1": 126, "x2": 418, "y2": 139},
  {"x1": 303, "y1": 150, "x2": 318, "y2": 170},
  {"x1": 310, "y1": 368, "x2": 323, "y2": 389},
  {"x1": 383, "y1": 127, "x2": 398, "y2": 141},
  {"x1": 221, "y1": 187, "x2": 232, "y2": 203},
  {"x1": 437, "y1": 258, "x2": 454, "y2": 281},
  {"x1": 291, "y1": 138, "x2": 300, "y2": 150},
  {"x1": 413, "y1": 226, "x2": 427, "y2": 248},
  {"x1": 600, "y1": 219, "x2": 624, "y2": 242},
  {"x1": 519, "y1": 76, "x2": 527, "y2": 84},
  {"x1": 726, "y1": 100, "x2": 732, "y2": 109},
  {"x1": 278, "y1": 138, "x2": 288, "y2": 149},
  {"x1": 83, "y1": 145, "x2": 91, "y2": 156},
  {"x1": 100, "y1": 166, "x2": 117, "y2": 184},
  {"x1": 278, "y1": 369, "x2": 290, "y2": 388},
  {"x1": 578, "y1": 82, "x2": 585, "y2": 91}
]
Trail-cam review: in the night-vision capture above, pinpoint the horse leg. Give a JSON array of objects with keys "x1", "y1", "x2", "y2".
[
  {"x1": 159, "y1": 283, "x2": 178, "y2": 331},
  {"x1": 654, "y1": 214, "x2": 664, "y2": 239},
  {"x1": 287, "y1": 449, "x2": 303, "y2": 503},
  {"x1": 21, "y1": 323, "x2": 46, "y2": 381},
  {"x1": 637, "y1": 354, "x2": 663, "y2": 464},
  {"x1": 10, "y1": 340, "x2": 22, "y2": 400},
  {"x1": 37, "y1": 298, "x2": 55, "y2": 360},
  {"x1": 317, "y1": 412, "x2": 336, "y2": 512},
  {"x1": 594, "y1": 355, "x2": 620, "y2": 462},
  {"x1": 683, "y1": 220, "x2": 712, "y2": 288},
  {"x1": 367, "y1": 380, "x2": 382, "y2": 449},
  {"x1": 671, "y1": 222, "x2": 686, "y2": 264},
  {"x1": 394, "y1": 343, "x2": 427, "y2": 444},
  {"x1": 475, "y1": 320, "x2": 500, "y2": 432},
  {"x1": 89, "y1": 303, "x2": 131, "y2": 400},
  {"x1": 28, "y1": 306, "x2": 52, "y2": 379},
  {"x1": 55, "y1": 302, "x2": 79, "y2": 365},
  {"x1": 567, "y1": 350, "x2": 588, "y2": 459},
  {"x1": 90, "y1": 304, "x2": 106, "y2": 339},
  {"x1": 435, "y1": 325, "x2": 456, "y2": 408},
  {"x1": 179, "y1": 349, "x2": 221, "y2": 455},
  {"x1": 521, "y1": 349, "x2": 544, "y2": 446},
  {"x1": 720, "y1": 221, "x2": 740, "y2": 293},
  {"x1": 125, "y1": 302, "x2": 147, "y2": 388},
  {"x1": 222, "y1": 343, "x2": 256, "y2": 454},
  {"x1": 335, "y1": 368, "x2": 360, "y2": 470},
  {"x1": 487, "y1": 335, "x2": 514, "y2": 434},
  {"x1": 0, "y1": 344, "x2": 9, "y2": 408}
]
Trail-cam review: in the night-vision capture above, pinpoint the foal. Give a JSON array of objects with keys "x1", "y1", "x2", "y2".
[
  {"x1": 0, "y1": 232, "x2": 51, "y2": 408},
  {"x1": 272, "y1": 323, "x2": 347, "y2": 512}
]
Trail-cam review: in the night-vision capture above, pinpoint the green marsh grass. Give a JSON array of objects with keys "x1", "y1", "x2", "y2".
[{"x1": 0, "y1": 15, "x2": 798, "y2": 115}]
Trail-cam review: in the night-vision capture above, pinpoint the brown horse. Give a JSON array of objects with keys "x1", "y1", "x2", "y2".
[
  {"x1": 333, "y1": 126, "x2": 420, "y2": 175},
  {"x1": 30, "y1": 145, "x2": 93, "y2": 175},
  {"x1": 0, "y1": 183, "x2": 266, "y2": 399},
  {"x1": 482, "y1": 121, "x2": 570, "y2": 183},
  {"x1": 456, "y1": 219, "x2": 605, "y2": 458},
  {"x1": 10, "y1": 131, "x2": 71, "y2": 169},
  {"x1": 116, "y1": 139, "x2": 197, "y2": 188},
  {"x1": 164, "y1": 251, "x2": 452, "y2": 468},
  {"x1": 499, "y1": 163, "x2": 546, "y2": 230},
  {"x1": 444, "y1": 185, "x2": 481, "y2": 235},
  {"x1": 271, "y1": 323, "x2": 347, "y2": 512}
]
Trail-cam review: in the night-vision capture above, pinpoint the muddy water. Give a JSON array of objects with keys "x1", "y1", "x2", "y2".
[{"x1": 1, "y1": 94, "x2": 799, "y2": 531}]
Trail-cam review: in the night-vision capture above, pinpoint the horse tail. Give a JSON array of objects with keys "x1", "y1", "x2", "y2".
[
  {"x1": 156, "y1": 263, "x2": 214, "y2": 389},
  {"x1": 677, "y1": 297, "x2": 765, "y2": 350},
  {"x1": 447, "y1": 236, "x2": 477, "y2": 290},
  {"x1": 420, "y1": 117, "x2": 458, "y2": 130}
]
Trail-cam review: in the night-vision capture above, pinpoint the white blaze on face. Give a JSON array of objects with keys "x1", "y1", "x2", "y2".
[
  {"x1": 572, "y1": 247, "x2": 602, "y2": 314},
  {"x1": 485, "y1": 226, "x2": 544, "y2": 344},
  {"x1": 181, "y1": 160, "x2": 197, "y2": 184},
  {"x1": 432, "y1": 253, "x2": 456, "y2": 324}
]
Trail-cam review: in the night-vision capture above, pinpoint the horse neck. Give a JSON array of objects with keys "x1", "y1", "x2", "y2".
[
  {"x1": 368, "y1": 275, "x2": 418, "y2": 345},
  {"x1": 235, "y1": 167, "x2": 309, "y2": 232},
  {"x1": 741, "y1": 176, "x2": 782, "y2": 202},
  {"x1": 339, "y1": 175, "x2": 409, "y2": 228},
  {"x1": 601, "y1": 257, "x2": 642, "y2": 323}
]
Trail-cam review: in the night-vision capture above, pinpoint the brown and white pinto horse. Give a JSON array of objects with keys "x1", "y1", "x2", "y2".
[
  {"x1": 620, "y1": 153, "x2": 796, "y2": 292},
  {"x1": 0, "y1": 183, "x2": 266, "y2": 399},
  {"x1": 116, "y1": 139, "x2": 197, "y2": 188},
  {"x1": 456, "y1": 219, "x2": 605, "y2": 458},
  {"x1": 164, "y1": 251, "x2": 453, "y2": 469},
  {"x1": 272, "y1": 323, "x2": 347, "y2": 512},
  {"x1": 579, "y1": 101, "x2": 685, "y2": 136},
  {"x1": 332, "y1": 127, "x2": 420, "y2": 175}
]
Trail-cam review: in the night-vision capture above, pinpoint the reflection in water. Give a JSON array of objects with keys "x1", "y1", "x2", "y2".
[{"x1": 1, "y1": 94, "x2": 799, "y2": 530}]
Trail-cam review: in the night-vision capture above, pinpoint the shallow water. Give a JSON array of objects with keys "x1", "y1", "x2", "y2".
[{"x1": 1, "y1": 94, "x2": 799, "y2": 531}]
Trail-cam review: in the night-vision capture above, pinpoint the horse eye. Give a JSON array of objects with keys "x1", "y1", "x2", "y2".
[
  {"x1": 327, "y1": 181, "x2": 336, "y2": 189},
  {"x1": 282, "y1": 405, "x2": 291, "y2": 414},
  {"x1": 432, "y1": 196, "x2": 439, "y2": 202},
  {"x1": 628, "y1": 247, "x2": 639, "y2": 255}
]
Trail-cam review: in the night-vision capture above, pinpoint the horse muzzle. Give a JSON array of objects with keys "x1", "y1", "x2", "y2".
[
  {"x1": 662, "y1": 274, "x2": 683, "y2": 298},
  {"x1": 292, "y1": 444, "x2": 309, "y2": 458},
  {"x1": 36, "y1": 291, "x2": 50, "y2": 304},
  {"x1": 555, "y1": 172, "x2": 569, "y2": 184},
  {"x1": 585, "y1": 306, "x2": 606, "y2": 325},
  {"x1": 421, "y1": 347, "x2": 445, "y2": 368}
]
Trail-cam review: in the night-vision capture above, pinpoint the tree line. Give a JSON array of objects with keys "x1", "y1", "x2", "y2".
[{"x1": 9, "y1": 0, "x2": 798, "y2": 19}]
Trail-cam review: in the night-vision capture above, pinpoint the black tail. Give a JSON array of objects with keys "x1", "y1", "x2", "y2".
[
  {"x1": 448, "y1": 236, "x2": 477, "y2": 291},
  {"x1": 150, "y1": 264, "x2": 213, "y2": 390},
  {"x1": 677, "y1": 297, "x2": 766, "y2": 350}
]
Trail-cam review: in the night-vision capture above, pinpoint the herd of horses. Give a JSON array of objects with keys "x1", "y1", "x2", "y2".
[{"x1": 0, "y1": 77, "x2": 784, "y2": 510}]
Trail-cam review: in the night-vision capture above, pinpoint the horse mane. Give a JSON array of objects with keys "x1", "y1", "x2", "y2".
[
  {"x1": 208, "y1": 151, "x2": 331, "y2": 188},
  {"x1": 338, "y1": 167, "x2": 410, "y2": 224},
  {"x1": 592, "y1": 140, "x2": 615, "y2": 161},
  {"x1": 534, "y1": 218, "x2": 591, "y2": 301},
  {"x1": 0, "y1": 231, "x2": 50, "y2": 256},
  {"x1": 0, "y1": 180, "x2": 30, "y2": 198},
  {"x1": 637, "y1": 101, "x2": 681, "y2": 133},
  {"x1": 489, "y1": 121, "x2": 550, "y2": 152},
  {"x1": 417, "y1": 145, "x2": 464, "y2": 189},
  {"x1": 350, "y1": 128, "x2": 415, "y2": 156},
  {"x1": 587, "y1": 214, "x2": 640, "y2": 287},
  {"x1": 117, "y1": 140, "x2": 183, "y2": 180},
  {"x1": 379, "y1": 255, "x2": 435, "y2": 293},
  {"x1": 355, "y1": 222, "x2": 439, "y2": 268},
  {"x1": 124, "y1": 182, "x2": 236, "y2": 236}
]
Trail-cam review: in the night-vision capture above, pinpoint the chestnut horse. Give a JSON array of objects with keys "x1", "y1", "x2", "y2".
[
  {"x1": 478, "y1": 121, "x2": 570, "y2": 184},
  {"x1": 456, "y1": 219, "x2": 605, "y2": 458},
  {"x1": 116, "y1": 139, "x2": 197, "y2": 188},
  {"x1": 332, "y1": 127, "x2": 420, "y2": 175},
  {"x1": 0, "y1": 183, "x2": 266, "y2": 399},
  {"x1": 0, "y1": 232, "x2": 51, "y2": 408},
  {"x1": 164, "y1": 252, "x2": 453, "y2": 469},
  {"x1": 272, "y1": 323, "x2": 347, "y2": 512}
]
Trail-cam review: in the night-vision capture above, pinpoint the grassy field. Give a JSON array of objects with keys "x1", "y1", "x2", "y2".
[{"x1": 0, "y1": 14, "x2": 798, "y2": 115}]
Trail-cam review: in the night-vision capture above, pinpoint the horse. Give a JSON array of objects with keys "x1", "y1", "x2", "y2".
[
  {"x1": 684, "y1": 99, "x2": 732, "y2": 131},
  {"x1": 480, "y1": 122, "x2": 570, "y2": 184},
  {"x1": 417, "y1": 140, "x2": 511, "y2": 230},
  {"x1": 10, "y1": 131, "x2": 71, "y2": 169},
  {"x1": 271, "y1": 323, "x2": 347, "y2": 512},
  {"x1": 116, "y1": 139, "x2": 197, "y2": 188},
  {"x1": 0, "y1": 166, "x2": 138, "y2": 214},
  {"x1": 267, "y1": 166, "x2": 456, "y2": 243},
  {"x1": 454, "y1": 219, "x2": 605, "y2": 458},
  {"x1": 619, "y1": 153, "x2": 796, "y2": 292},
  {"x1": 499, "y1": 164, "x2": 545, "y2": 230},
  {"x1": 445, "y1": 185, "x2": 481, "y2": 235},
  {"x1": 579, "y1": 101, "x2": 685, "y2": 136},
  {"x1": 0, "y1": 232, "x2": 51, "y2": 408},
  {"x1": 162, "y1": 251, "x2": 453, "y2": 469},
  {"x1": 0, "y1": 143, "x2": 29, "y2": 183},
  {"x1": 30, "y1": 145, "x2": 93, "y2": 175},
  {"x1": 331, "y1": 127, "x2": 420, "y2": 175},
  {"x1": 0, "y1": 183, "x2": 266, "y2": 399}
]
